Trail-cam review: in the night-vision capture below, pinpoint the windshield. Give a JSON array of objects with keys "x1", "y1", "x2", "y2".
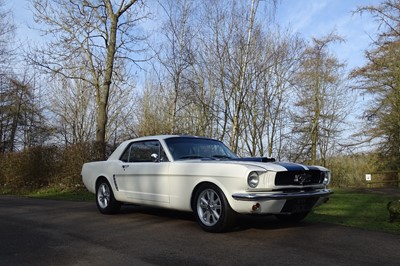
[{"x1": 165, "y1": 137, "x2": 238, "y2": 161}]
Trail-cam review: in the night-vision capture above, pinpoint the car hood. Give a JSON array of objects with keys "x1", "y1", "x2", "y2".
[{"x1": 176, "y1": 158, "x2": 327, "y2": 172}]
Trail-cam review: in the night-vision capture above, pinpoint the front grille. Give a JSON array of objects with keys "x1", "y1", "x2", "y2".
[{"x1": 275, "y1": 170, "x2": 323, "y2": 186}]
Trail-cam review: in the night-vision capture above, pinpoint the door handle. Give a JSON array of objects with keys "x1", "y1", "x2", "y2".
[{"x1": 122, "y1": 165, "x2": 129, "y2": 170}]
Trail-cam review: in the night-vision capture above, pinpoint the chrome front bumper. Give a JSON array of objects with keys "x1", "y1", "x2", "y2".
[{"x1": 232, "y1": 189, "x2": 333, "y2": 201}]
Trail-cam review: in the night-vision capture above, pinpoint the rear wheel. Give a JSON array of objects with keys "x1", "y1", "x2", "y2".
[
  {"x1": 194, "y1": 184, "x2": 236, "y2": 233},
  {"x1": 96, "y1": 179, "x2": 121, "y2": 214}
]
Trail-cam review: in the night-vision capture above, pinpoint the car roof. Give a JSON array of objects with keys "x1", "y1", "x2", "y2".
[
  {"x1": 126, "y1": 135, "x2": 212, "y2": 142},
  {"x1": 107, "y1": 135, "x2": 218, "y2": 161}
]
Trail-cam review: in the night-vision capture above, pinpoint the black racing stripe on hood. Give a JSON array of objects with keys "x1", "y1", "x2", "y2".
[{"x1": 273, "y1": 162, "x2": 308, "y2": 171}]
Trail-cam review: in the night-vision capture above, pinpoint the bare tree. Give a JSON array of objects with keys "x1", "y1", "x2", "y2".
[
  {"x1": 0, "y1": 74, "x2": 48, "y2": 152},
  {"x1": 29, "y1": 0, "x2": 148, "y2": 159},
  {"x1": 228, "y1": 0, "x2": 260, "y2": 153},
  {"x1": 243, "y1": 28, "x2": 304, "y2": 158},
  {"x1": 290, "y1": 33, "x2": 348, "y2": 165},
  {"x1": 352, "y1": 0, "x2": 400, "y2": 170},
  {"x1": 200, "y1": 0, "x2": 264, "y2": 153},
  {"x1": 136, "y1": 76, "x2": 171, "y2": 136},
  {"x1": 153, "y1": 0, "x2": 197, "y2": 134},
  {"x1": 49, "y1": 65, "x2": 138, "y2": 148},
  {"x1": 0, "y1": 0, "x2": 15, "y2": 71},
  {"x1": 49, "y1": 75, "x2": 96, "y2": 145}
]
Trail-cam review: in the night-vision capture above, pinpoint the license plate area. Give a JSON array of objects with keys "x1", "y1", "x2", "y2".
[{"x1": 281, "y1": 197, "x2": 318, "y2": 213}]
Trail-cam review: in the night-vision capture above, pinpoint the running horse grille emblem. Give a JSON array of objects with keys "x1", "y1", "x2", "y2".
[{"x1": 294, "y1": 173, "x2": 312, "y2": 185}]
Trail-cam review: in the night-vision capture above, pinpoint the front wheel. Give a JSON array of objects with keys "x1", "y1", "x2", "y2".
[
  {"x1": 194, "y1": 184, "x2": 236, "y2": 233},
  {"x1": 96, "y1": 179, "x2": 121, "y2": 214}
]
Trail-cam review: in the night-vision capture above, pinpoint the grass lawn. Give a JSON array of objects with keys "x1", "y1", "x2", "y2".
[
  {"x1": 27, "y1": 187, "x2": 95, "y2": 201},
  {"x1": 308, "y1": 189, "x2": 400, "y2": 235}
]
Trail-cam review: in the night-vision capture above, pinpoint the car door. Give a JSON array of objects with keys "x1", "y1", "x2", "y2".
[{"x1": 114, "y1": 140, "x2": 170, "y2": 203}]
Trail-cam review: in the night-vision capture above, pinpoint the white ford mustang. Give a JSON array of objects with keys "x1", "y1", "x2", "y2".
[{"x1": 82, "y1": 135, "x2": 332, "y2": 232}]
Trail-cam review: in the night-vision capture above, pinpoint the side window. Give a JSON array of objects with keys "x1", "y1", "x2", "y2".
[
  {"x1": 130, "y1": 141, "x2": 153, "y2": 162},
  {"x1": 119, "y1": 140, "x2": 169, "y2": 162}
]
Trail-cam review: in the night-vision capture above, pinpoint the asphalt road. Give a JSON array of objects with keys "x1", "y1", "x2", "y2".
[{"x1": 1, "y1": 196, "x2": 399, "y2": 266}]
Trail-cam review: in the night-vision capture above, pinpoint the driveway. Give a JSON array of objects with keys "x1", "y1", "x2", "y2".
[{"x1": 0, "y1": 196, "x2": 399, "y2": 266}]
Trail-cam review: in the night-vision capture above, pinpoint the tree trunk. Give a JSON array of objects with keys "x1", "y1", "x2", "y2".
[{"x1": 94, "y1": 0, "x2": 120, "y2": 160}]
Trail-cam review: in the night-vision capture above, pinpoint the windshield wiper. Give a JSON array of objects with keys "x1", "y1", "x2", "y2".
[
  {"x1": 178, "y1": 155, "x2": 232, "y2": 161},
  {"x1": 178, "y1": 155, "x2": 216, "y2": 160},
  {"x1": 211, "y1": 155, "x2": 232, "y2": 160}
]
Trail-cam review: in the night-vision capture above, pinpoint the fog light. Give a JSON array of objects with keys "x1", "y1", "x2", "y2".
[{"x1": 252, "y1": 203, "x2": 260, "y2": 211}]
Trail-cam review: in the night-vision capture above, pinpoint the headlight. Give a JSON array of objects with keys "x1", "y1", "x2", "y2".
[
  {"x1": 248, "y1": 171, "x2": 259, "y2": 188},
  {"x1": 322, "y1": 171, "x2": 331, "y2": 185}
]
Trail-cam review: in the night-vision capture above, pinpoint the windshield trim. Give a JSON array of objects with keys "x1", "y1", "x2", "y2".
[{"x1": 164, "y1": 136, "x2": 238, "y2": 161}]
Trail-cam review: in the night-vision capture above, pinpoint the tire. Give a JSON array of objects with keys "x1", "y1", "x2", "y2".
[
  {"x1": 275, "y1": 211, "x2": 309, "y2": 223},
  {"x1": 96, "y1": 179, "x2": 121, "y2": 214},
  {"x1": 193, "y1": 183, "x2": 236, "y2": 233}
]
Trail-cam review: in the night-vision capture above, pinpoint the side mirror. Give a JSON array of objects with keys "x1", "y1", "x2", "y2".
[{"x1": 151, "y1": 153, "x2": 159, "y2": 162}]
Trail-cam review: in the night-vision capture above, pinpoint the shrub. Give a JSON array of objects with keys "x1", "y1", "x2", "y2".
[
  {"x1": 0, "y1": 143, "x2": 100, "y2": 193},
  {"x1": 0, "y1": 146, "x2": 58, "y2": 192},
  {"x1": 326, "y1": 153, "x2": 381, "y2": 188}
]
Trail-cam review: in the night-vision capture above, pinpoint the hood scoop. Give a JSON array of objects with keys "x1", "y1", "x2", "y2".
[{"x1": 232, "y1": 157, "x2": 276, "y2": 163}]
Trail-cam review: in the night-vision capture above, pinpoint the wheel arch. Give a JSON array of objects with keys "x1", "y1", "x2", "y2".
[
  {"x1": 95, "y1": 175, "x2": 109, "y2": 188},
  {"x1": 95, "y1": 175, "x2": 122, "y2": 214},
  {"x1": 95, "y1": 175, "x2": 118, "y2": 195},
  {"x1": 190, "y1": 181, "x2": 232, "y2": 212}
]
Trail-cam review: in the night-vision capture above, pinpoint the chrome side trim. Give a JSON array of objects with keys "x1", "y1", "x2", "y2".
[{"x1": 232, "y1": 189, "x2": 333, "y2": 201}]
